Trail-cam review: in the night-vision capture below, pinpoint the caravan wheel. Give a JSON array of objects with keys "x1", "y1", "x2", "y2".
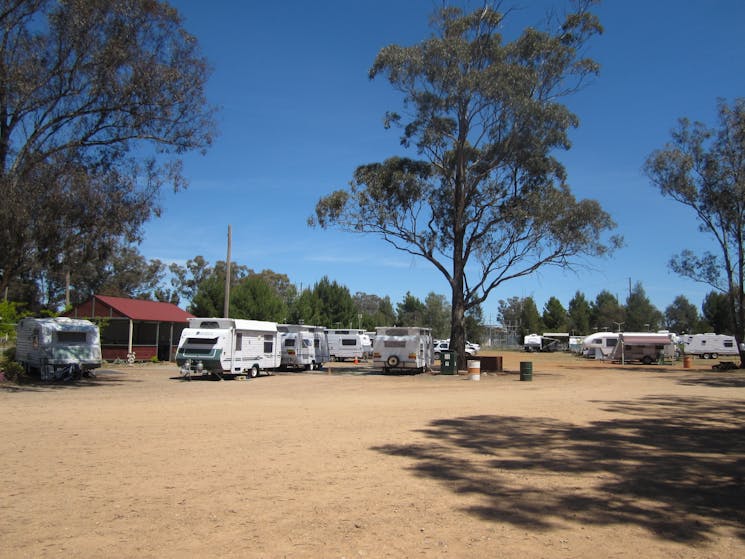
[
  {"x1": 249, "y1": 365, "x2": 260, "y2": 379},
  {"x1": 710, "y1": 352, "x2": 719, "y2": 359},
  {"x1": 386, "y1": 355, "x2": 400, "y2": 368}
]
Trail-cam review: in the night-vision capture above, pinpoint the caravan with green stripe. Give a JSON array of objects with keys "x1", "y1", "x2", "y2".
[{"x1": 176, "y1": 318, "x2": 281, "y2": 380}]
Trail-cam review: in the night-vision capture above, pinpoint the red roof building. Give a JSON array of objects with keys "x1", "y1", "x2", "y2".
[{"x1": 65, "y1": 295, "x2": 195, "y2": 362}]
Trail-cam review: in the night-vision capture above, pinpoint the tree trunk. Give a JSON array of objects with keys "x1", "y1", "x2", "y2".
[
  {"x1": 450, "y1": 255, "x2": 467, "y2": 371},
  {"x1": 450, "y1": 290, "x2": 467, "y2": 371}
]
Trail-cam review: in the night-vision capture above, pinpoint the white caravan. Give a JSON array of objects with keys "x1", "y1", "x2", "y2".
[
  {"x1": 176, "y1": 318, "x2": 281, "y2": 379},
  {"x1": 581, "y1": 332, "x2": 620, "y2": 359},
  {"x1": 569, "y1": 336, "x2": 584, "y2": 354},
  {"x1": 523, "y1": 333, "x2": 542, "y2": 352},
  {"x1": 523, "y1": 333, "x2": 563, "y2": 352},
  {"x1": 325, "y1": 329, "x2": 371, "y2": 361},
  {"x1": 679, "y1": 333, "x2": 740, "y2": 359},
  {"x1": 609, "y1": 332, "x2": 676, "y2": 365},
  {"x1": 278, "y1": 324, "x2": 329, "y2": 370},
  {"x1": 16, "y1": 317, "x2": 102, "y2": 381},
  {"x1": 373, "y1": 326, "x2": 434, "y2": 373}
]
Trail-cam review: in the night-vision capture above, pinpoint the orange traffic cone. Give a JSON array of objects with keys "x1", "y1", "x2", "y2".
[{"x1": 354, "y1": 356, "x2": 359, "y2": 364}]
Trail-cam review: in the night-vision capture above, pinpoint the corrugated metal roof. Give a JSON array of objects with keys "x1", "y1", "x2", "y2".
[{"x1": 94, "y1": 295, "x2": 195, "y2": 322}]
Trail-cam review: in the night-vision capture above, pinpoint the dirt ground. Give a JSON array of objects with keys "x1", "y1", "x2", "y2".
[{"x1": 1, "y1": 351, "x2": 744, "y2": 559}]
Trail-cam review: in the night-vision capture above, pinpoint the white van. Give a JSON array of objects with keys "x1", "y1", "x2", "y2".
[
  {"x1": 373, "y1": 326, "x2": 433, "y2": 372},
  {"x1": 176, "y1": 318, "x2": 281, "y2": 379}
]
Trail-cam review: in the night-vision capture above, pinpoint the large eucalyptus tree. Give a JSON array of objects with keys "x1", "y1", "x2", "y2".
[
  {"x1": 311, "y1": 2, "x2": 618, "y2": 367},
  {"x1": 0, "y1": 0, "x2": 216, "y2": 307},
  {"x1": 645, "y1": 98, "x2": 745, "y2": 365}
]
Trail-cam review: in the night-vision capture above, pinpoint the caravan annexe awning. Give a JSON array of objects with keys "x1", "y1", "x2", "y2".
[{"x1": 619, "y1": 334, "x2": 673, "y2": 345}]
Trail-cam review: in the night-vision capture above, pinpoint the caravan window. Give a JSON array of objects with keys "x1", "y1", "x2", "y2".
[
  {"x1": 314, "y1": 339, "x2": 320, "y2": 349},
  {"x1": 264, "y1": 340, "x2": 274, "y2": 353},
  {"x1": 284, "y1": 338, "x2": 296, "y2": 347},
  {"x1": 384, "y1": 340, "x2": 406, "y2": 348},
  {"x1": 341, "y1": 338, "x2": 357, "y2": 346},
  {"x1": 235, "y1": 334, "x2": 242, "y2": 351},
  {"x1": 302, "y1": 339, "x2": 312, "y2": 348},
  {"x1": 187, "y1": 337, "x2": 218, "y2": 345},
  {"x1": 724, "y1": 340, "x2": 734, "y2": 348},
  {"x1": 198, "y1": 321, "x2": 221, "y2": 329},
  {"x1": 606, "y1": 338, "x2": 618, "y2": 347},
  {"x1": 57, "y1": 331, "x2": 87, "y2": 343}
]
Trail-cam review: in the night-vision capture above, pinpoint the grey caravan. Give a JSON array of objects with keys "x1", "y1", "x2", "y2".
[{"x1": 16, "y1": 317, "x2": 102, "y2": 380}]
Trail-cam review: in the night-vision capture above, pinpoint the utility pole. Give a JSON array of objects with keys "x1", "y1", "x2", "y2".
[{"x1": 224, "y1": 224, "x2": 232, "y2": 318}]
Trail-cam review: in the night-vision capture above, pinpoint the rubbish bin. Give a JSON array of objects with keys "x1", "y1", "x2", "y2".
[
  {"x1": 520, "y1": 361, "x2": 533, "y2": 381},
  {"x1": 440, "y1": 350, "x2": 456, "y2": 375}
]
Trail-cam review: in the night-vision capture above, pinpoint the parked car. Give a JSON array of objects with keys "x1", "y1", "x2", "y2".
[
  {"x1": 433, "y1": 340, "x2": 476, "y2": 360},
  {"x1": 466, "y1": 341, "x2": 481, "y2": 353}
]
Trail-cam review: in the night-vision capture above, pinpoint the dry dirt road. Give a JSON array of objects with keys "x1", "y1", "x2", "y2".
[{"x1": 1, "y1": 352, "x2": 744, "y2": 558}]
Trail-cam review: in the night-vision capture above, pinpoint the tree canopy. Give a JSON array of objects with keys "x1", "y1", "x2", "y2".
[
  {"x1": 590, "y1": 290, "x2": 625, "y2": 332},
  {"x1": 542, "y1": 296, "x2": 568, "y2": 332},
  {"x1": 624, "y1": 282, "x2": 664, "y2": 331},
  {"x1": 311, "y1": 2, "x2": 618, "y2": 366},
  {"x1": 664, "y1": 295, "x2": 700, "y2": 334},
  {"x1": 567, "y1": 291, "x2": 591, "y2": 334},
  {"x1": 0, "y1": 0, "x2": 216, "y2": 309}
]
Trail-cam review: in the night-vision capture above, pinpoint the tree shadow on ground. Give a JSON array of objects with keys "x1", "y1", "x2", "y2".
[
  {"x1": 372, "y1": 396, "x2": 745, "y2": 543},
  {"x1": 675, "y1": 375, "x2": 745, "y2": 388},
  {"x1": 0, "y1": 369, "x2": 141, "y2": 392}
]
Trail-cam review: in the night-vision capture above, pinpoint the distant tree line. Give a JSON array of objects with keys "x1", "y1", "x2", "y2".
[
  {"x1": 498, "y1": 282, "x2": 735, "y2": 342},
  {"x1": 3, "y1": 249, "x2": 732, "y2": 345},
  {"x1": 162, "y1": 256, "x2": 483, "y2": 341}
]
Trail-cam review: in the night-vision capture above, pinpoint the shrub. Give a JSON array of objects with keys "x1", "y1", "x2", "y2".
[{"x1": 1, "y1": 358, "x2": 26, "y2": 384}]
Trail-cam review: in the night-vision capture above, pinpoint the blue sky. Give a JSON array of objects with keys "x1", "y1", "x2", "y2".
[{"x1": 140, "y1": 0, "x2": 745, "y2": 325}]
